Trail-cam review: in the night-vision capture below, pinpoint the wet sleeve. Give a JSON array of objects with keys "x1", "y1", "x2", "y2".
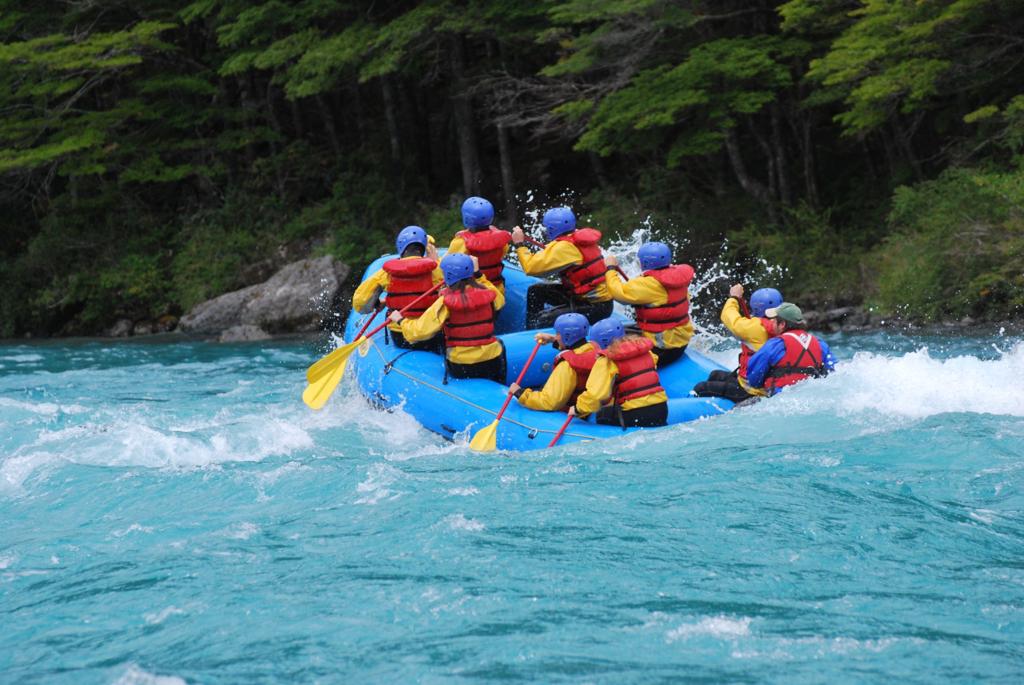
[
  {"x1": 352, "y1": 269, "x2": 388, "y2": 314},
  {"x1": 745, "y1": 338, "x2": 785, "y2": 388},
  {"x1": 721, "y1": 298, "x2": 767, "y2": 346},
  {"x1": 516, "y1": 242, "x2": 581, "y2": 277},
  {"x1": 575, "y1": 358, "x2": 615, "y2": 417},
  {"x1": 400, "y1": 298, "x2": 447, "y2": 342},
  {"x1": 517, "y1": 362, "x2": 576, "y2": 411},
  {"x1": 431, "y1": 266, "x2": 445, "y2": 285},
  {"x1": 604, "y1": 272, "x2": 665, "y2": 305}
]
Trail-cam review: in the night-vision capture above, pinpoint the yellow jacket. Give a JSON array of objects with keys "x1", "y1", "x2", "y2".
[
  {"x1": 515, "y1": 241, "x2": 612, "y2": 302},
  {"x1": 575, "y1": 352, "x2": 668, "y2": 416},
  {"x1": 517, "y1": 341, "x2": 596, "y2": 411},
  {"x1": 720, "y1": 297, "x2": 770, "y2": 396},
  {"x1": 352, "y1": 257, "x2": 444, "y2": 332},
  {"x1": 447, "y1": 234, "x2": 508, "y2": 293},
  {"x1": 604, "y1": 270, "x2": 693, "y2": 349},
  {"x1": 399, "y1": 277, "x2": 505, "y2": 364}
]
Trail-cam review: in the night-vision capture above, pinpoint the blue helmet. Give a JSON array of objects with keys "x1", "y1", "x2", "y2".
[
  {"x1": 440, "y1": 253, "x2": 475, "y2": 286},
  {"x1": 749, "y1": 287, "x2": 783, "y2": 317},
  {"x1": 542, "y1": 206, "x2": 576, "y2": 240},
  {"x1": 638, "y1": 241, "x2": 672, "y2": 271},
  {"x1": 589, "y1": 317, "x2": 625, "y2": 350},
  {"x1": 396, "y1": 225, "x2": 427, "y2": 256},
  {"x1": 554, "y1": 313, "x2": 590, "y2": 348},
  {"x1": 461, "y1": 196, "x2": 494, "y2": 229}
]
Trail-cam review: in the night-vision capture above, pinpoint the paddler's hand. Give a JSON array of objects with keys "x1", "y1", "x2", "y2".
[
  {"x1": 604, "y1": 255, "x2": 619, "y2": 268},
  {"x1": 567, "y1": 406, "x2": 576, "y2": 417},
  {"x1": 508, "y1": 382, "x2": 522, "y2": 397},
  {"x1": 511, "y1": 226, "x2": 525, "y2": 246},
  {"x1": 388, "y1": 311, "x2": 404, "y2": 324},
  {"x1": 426, "y1": 240, "x2": 439, "y2": 262},
  {"x1": 729, "y1": 284, "x2": 744, "y2": 298},
  {"x1": 534, "y1": 332, "x2": 557, "y2": 345}
]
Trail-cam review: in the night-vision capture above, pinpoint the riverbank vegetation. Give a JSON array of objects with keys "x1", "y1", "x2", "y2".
[{"x1": 1, "y1": 0, "x2": 1022, "y2": 336}]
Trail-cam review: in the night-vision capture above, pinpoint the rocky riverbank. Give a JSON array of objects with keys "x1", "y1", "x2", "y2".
[{"x1": 104, "y1": 256, "x2": 350, "y2": 342}]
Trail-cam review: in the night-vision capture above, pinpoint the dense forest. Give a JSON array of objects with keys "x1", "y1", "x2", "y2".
[{"x1": 1, "y1": 0, "x2": 1022, "y2": 337}]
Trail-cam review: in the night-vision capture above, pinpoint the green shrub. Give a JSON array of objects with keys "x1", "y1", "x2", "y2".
[{"x1": 870, "y1": 166, "x2": 1024, "y2": 320}]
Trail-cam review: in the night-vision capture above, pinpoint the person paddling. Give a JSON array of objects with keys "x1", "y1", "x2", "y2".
[
  {"x1": 604, "y1": 241, "x2": 694, "y2": 366},
  {"x1": 390, "y1": 253, "x2": 507, "y2": 383},
  {"x1": 352, "y1": 225, "x2": 443, "y2": 351},
  {"x1": 509, "y1": 313, "x2": 597, "y2": 412},
  {"x1": 446, "y1": 196, "x2": 513, "y2": 292},
  {"x1": 692, "y1": 285, "x2": 783, "y2": 402},
  {"x1": 745, "y1": 303, "x2": 835, "y2": 395},
  {"x1": 511, "y1": 206, "x2": 614, "y2": 328},
  {"x1": 574, "y1": 317, "x2": 669, "y2": 428}
]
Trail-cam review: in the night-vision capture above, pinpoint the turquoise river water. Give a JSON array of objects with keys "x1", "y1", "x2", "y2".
[{"x1": 2, "y1": 330, "x2": 1024, "y2": 683}]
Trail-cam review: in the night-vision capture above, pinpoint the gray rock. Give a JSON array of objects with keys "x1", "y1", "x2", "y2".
[
  {"x1": 218, "y1": 325, "x2": 272, "y2": 342},
  {"x1": 107, "y1": 318, "x2": 133, "y2": 337},
  {"x1": 179, "y1": 256, "x2": 350, "y2": 335},
  {"x1": 133, "y1": 321, "x2": 155, "y2": 336}
]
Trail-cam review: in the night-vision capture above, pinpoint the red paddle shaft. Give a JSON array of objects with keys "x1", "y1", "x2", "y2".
[
  {"x1": 739, "y1": 295, "x2": 751, "y2": 318},
  {"x1": 493, "y1": 341, "x2": 543, "y2": 424},
  {"x1": 363, "y1": 282, "x2": 443, "y2": 340},
  {"x1": 355, "y1": 306, "x2": 383, "y2": 339},
  {"x1": 548, "y1": 412, "x2": 574, "y2": 448}
]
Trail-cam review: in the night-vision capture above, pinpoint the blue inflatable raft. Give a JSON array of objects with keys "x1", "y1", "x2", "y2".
[{"x1": 342, "y1": 255, "x2": 734, "y2": 451}]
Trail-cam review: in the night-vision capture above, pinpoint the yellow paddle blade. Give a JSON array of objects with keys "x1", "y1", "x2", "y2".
[
  {"x1": 306, "y1": 337, "x2": 364, "y2": 384},
  {"x1": 469, "y1": 420, "x2": 499, "y2": 452},
  {"x1": 302, "y1": 356, "x2": 348, "y2": 410}
]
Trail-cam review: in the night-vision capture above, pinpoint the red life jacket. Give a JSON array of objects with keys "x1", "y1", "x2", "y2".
[
  {"x1": 557, "y1": 228, "x2": 606, "y2": 297},
  {"x1": 766, "y1": 330, "x2": 827, "y2": 393},
  {"x1": 382, "y1": 257, "x2": 437, "y2": 318},
  {"x1": 555, "y1": 344, "x2": 598, "y2": 409},
  {"x1": 458, "y1": 227, "x2": 512, "y2": 284},
  {"x1": 603, "y1": 337, "x2": 664, "y2": 404},
  {"x1": 737, "y1": 317, "x2": 774, "y2": 380},
  {"x1": 442, "y1": 286, "x2": 498, "y2": 348},
  {"x1": 635, "y1": 264, "x2": 694, "y2": 333}
]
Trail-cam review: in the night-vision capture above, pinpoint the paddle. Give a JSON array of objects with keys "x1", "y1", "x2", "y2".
[
  {"x1": 738, "y1": 293, "x2": 751, "y2": 318},
  {"x1": 469, "y1": 340, "x2": 544, "y2": 452},
  {"x1": 305, "y1": 307, "x2": 378, "y2": 383},
  {"x1": 547, "y1": 408, "x2": 575, "y2": 448},
  {"x1": 302, "y1": 283, "x2": 443, "y2": 410}
]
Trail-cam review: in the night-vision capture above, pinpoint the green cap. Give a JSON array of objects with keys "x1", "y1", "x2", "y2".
[{"x1": 765, "y1": 302, "x2": 805, "y2": 325}]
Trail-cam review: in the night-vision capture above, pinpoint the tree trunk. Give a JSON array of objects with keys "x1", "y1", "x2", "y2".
[
  {"x1": 749, "y1": 121, "x2": 777, "y2": 202},
  {"x1": 234, "y1": 75, "x2": 256, "y2": 170},
  {"x1": 450, "y1": 35, "x2": 481, "y2": 196},
  {"x1": 348, "y1": 83, "x2": 365, "y2": 142},
  {"x1": 496, "y1": 122, "x2": 517, "y2": 223},
  {"x1": 289, "y1": 98, "x2": 305, "y2": 139},
  {"x1": 725, "y1": 127, "x2": 777, "y2": 222},
  {"x1": 800, "y1": 117, "x2": 819, "y2": 208},
  {"x1": 589, "y1": 152, "x2": 611, "y2": 189},
  {"x1": 892, "y1": 118, "x2": 923, "y2": 180},
  {"x1": 771, "y1": 104, "x2": 791, "y2": 205},
  {"x1": 316, "y1": 94, "x2": 342, "y2": 160},
  {"x1": 380, "y1": 76, "x2": 402, "y2": 163},
  {"x1": 264, "y1": 80, "x2": 286, "y2": 197}
]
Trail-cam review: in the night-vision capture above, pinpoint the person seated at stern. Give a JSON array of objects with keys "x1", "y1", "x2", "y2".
[{"x1": 745, "y1": 302, "x2": 835, "y2": 396}]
